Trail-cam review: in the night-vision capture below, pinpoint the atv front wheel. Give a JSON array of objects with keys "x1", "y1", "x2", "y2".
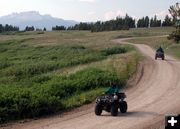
[
  {"x1": 111, "y1": 104, "x2": 118, "y2": 116},
  {"x1": 120, "y1": 101, "x2": 128, "y2": 113},
  {"x1": 95, "y1": 104, "x2": 102, "y2": 116}
]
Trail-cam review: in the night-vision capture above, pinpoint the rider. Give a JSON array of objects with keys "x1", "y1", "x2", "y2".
[
  {"x1": 105, "y1": 82, "x2": 120, "y2": 95},
  {"x1": 156, "y1": 46, "x2": 164, "y2": 53}
]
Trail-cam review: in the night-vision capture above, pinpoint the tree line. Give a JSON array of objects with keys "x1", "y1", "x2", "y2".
[
  {"x1": 0, "y1": 24, "x2": 19, "y2": 33},
  {"x1": 64, "y1": 14, "x2": 174, "y2": 32},
  {"x1": 67, "y1": 14, "x2": 135, "y2": 32},
  {"x1": 0, "y1": 14, "x2": 175, "y2": 33},
  {"x1": 0, "y1": 24, "x2": 47, "y2": 33},
  {"x1": 22, "y1": 14, "x2": 175, "y2": 32},
  {"x1": 25, "y1": 26, "x2": 46, "y2": 31},
  {"x1": 137, "y1": 15, "x2": 174, "y2": 28},
  {"x1": 52, "y1": 26, "x2": 66, "y2": 30}
]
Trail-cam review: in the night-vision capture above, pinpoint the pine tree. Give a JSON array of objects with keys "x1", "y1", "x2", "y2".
[
  {"x1": 168, "y1": 2, "x2": 180, "y2": 43},
  {"x1": 145, "y1": 16, "x2": 150, "y2": 27},
  {"x1": 43, "y1": 27, "x2": 47, "y2": 31}
]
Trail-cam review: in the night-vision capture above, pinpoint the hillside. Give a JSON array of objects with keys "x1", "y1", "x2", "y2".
[{"x1": 0, "y1": 11, "x2": 78, "y2": 30}]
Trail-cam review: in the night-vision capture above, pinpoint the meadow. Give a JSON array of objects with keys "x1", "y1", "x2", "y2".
[{"x1": 0, "y1": 27, "x2": 174, "y2": 123}]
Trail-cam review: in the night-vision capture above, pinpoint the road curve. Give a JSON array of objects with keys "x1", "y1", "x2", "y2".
[{"x1": 2, "y1": 38, "x2": 180, "y2": 129}]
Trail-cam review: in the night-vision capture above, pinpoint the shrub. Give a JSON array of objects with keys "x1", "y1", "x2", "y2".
[
  {"x1": 0, "y1": 67, "x2": 126, "y2": 122},
  {"x1": 0, "y1": 60, "x2": 11, "y2": 69},
  {"x1": 101, "y1": 46, "x2": 127, "y2": 56},
  {"x1": 5, "y1": 63, "x2": 59, "y2": 78},
  {"x1": 0, "y1": 87, "x2": 63, "y2": 122}
]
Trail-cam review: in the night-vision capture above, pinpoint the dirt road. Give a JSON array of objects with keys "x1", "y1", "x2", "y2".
[{"x1": 2, "y1": 38, "x2": 180, "y2": 129}]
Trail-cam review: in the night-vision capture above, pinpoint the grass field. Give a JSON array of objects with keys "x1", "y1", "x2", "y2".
[{"x1": 0, "y1": 27, "x2": 175, "y2": 123}]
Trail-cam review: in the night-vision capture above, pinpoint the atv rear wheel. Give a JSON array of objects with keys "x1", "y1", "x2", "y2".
[
  {"x1": 95, "y1": 104, "x2": 102, "y2": 116},
  {"x1": 111, "y1": 104, "x2": 118, "y2": 116},
  {"x1": 120, "y1": 101, "x2": 127, "y2": 113}
]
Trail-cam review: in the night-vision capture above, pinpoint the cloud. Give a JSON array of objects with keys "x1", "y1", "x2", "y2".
[
  {"x1": 151, "y1": 10, "x2": 171, "y2": 20},
  {"x1": 79, "y1": 0, "x2": 96, "y2": 3},
  {"x1": 88, "y1": 11, "x2": 95, "y2": 15},
  {"x1": 104, "y1": 10, "x2": 126, "y2": 20}
]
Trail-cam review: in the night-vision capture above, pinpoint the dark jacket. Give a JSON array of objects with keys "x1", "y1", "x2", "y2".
[
  {"x1": 105, "y1": 86, "x2": 120, "y2": 94},
  {"x1": 156, "y1": 47, "x2": 164, "y2": 53}
]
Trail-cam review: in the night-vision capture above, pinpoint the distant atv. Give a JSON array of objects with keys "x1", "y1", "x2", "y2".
[
  {"x1": 155, "y1": 51, "x2": 165, "y2": 60},
  {"x1": 95, "y1": 93, "x2": 127, "y2": 116}
]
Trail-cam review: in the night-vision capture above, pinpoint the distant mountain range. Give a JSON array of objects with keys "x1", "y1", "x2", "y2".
[{"x1": 0, "y1": 11, "x2": 78, "y2": 30}]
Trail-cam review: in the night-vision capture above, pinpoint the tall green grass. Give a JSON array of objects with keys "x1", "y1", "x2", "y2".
[
  {"x1": 0, "y1": 67, "x2": 127, "y2": 122},
  {"x1": 0, "y1": 36, "x2": 138, "y2": 123},
  {"x1": 0, "y1": 39, "x2": 129, "y2": 80}
]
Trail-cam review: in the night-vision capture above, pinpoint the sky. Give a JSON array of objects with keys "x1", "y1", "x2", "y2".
[{"x1": 0, "y1": 0, "x2": 178, "y2": 22}]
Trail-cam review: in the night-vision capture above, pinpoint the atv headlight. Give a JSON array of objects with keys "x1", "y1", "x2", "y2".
[
  {"x1": 113, "y1": 95, "x2": 118, "y2": 100},
  {"x1": 96, "y1": 98, "x2": 100, "y2": 102}
]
